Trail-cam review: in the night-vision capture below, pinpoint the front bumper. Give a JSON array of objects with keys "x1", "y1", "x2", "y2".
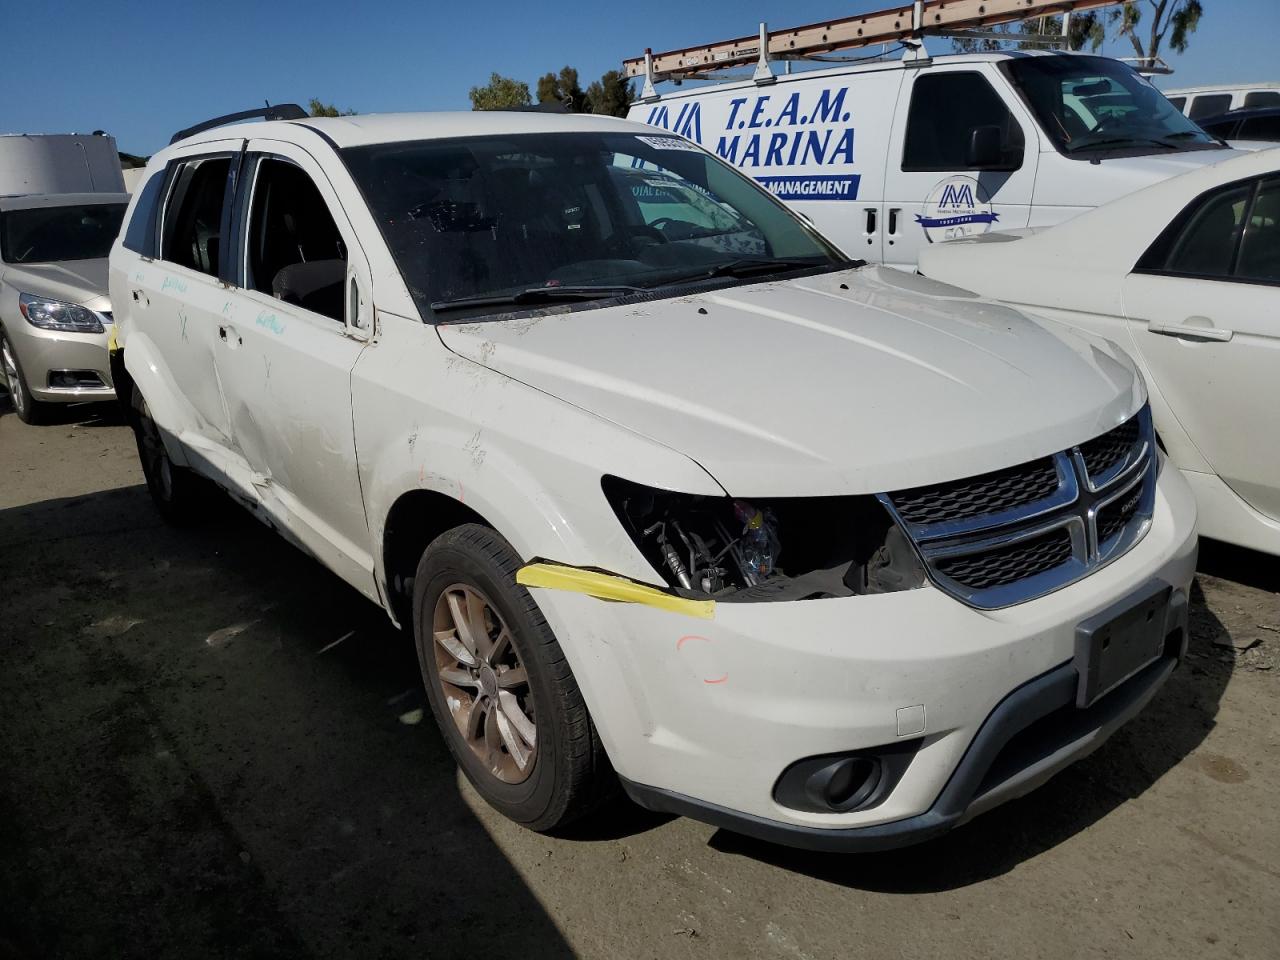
[
  {"x1": 7, "y1": 321, "x2": 114, "y2": 403},
  {"x1": 527, "y1": 462, "x2": 1198, "y2": 849}
]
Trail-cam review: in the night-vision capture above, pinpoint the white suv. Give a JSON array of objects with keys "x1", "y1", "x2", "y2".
[{"x1": 110, "y1": 107, "x2": 1198, "y2": 851}]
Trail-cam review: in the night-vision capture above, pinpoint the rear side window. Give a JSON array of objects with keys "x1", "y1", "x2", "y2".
[
  {"x1": 1188, "y1": 94, "x2": 1232, "y2": 119},
  {"x1": 1238, "y1": 115, "x2": 1280, "y2": 141},
  {"x1": 1243, "y1": 91, "x2": 1280, "y2": 108},
  {"x1": 162, "y1": 156, "x2": 232, "y2": 277},
  {"x1": 903, "y1": 73, "x2": 1024, "y2": 171},
  {"x1": 122, "y1": 172, "x2": 164, "y2": 256},
  {"x1": 1138, "y1": 177, "x2": 1279, "y2": 285},
  {"x1": 1166, "y1": 96, "x2": 1187, "y2": 113}
]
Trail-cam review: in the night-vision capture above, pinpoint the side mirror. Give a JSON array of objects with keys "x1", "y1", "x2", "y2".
[{"x1": 966, "y1": 125, "x2": 1004, "y2": 169}]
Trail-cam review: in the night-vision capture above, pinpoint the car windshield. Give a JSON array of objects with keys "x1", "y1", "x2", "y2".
[
  {"x1": 0, "y1": 203, "x2": 126, "y2": 264},
  {"x1": 341, "y1": 131, "x2": 851, "y2": 320},
  {"x1": 1002, "y1": 55, "x2": 1222, "y2": 157}
]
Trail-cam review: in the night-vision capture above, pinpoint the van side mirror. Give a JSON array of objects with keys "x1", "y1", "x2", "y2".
[{"x1": 966, "y1": 125, "x2": 1004, "y2": 169}]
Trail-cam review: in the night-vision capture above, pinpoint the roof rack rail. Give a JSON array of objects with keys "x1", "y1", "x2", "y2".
[
  {"x1": 624, "y1": 0, "x2": 1127, "y2": 97},
  {"x1": 169, "y1": 103, "x2": 309, "y2": 145}
]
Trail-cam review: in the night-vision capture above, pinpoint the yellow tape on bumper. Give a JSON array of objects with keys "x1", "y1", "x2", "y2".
[
  {"x1": 516, "y1": 562, "x2": 714, "y2": 620},
  {"x1": 107, "y1": 324, "x2": 119, "y2": 354}
]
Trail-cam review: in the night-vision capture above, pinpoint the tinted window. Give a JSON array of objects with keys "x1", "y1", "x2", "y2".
[
  {"x1": 342, "y1": 132, "x2": 844, "y2": 321},
  {"x1": 1189, "y1": 94, "x2": 1232, "y2": 119},
  {"x1": 162, "y1": 156, "x2": 231, "y2": 276},
  {"x1": 1243, "y1": 91, "x2": 1280, "y2": 108},
  {"x1": 1237, "y1": 179, "x2": 1280, "y2": 283},
  {"x1": 1003, "y1": 57, "x2": 1216, "y2": 157},
  {"x1": 1238, "y1": 115, "x2": 1280, "y2": 141},
  {"x1": 1139, "y1": 183, "x2": 1250, "y2": 278},
  {"x1": 122, "y1": 172, "x2": 165, "y2": 255},
  {"x1": 0, "y1": 203, "x2": 126, "y2": 264},
  {"x1": 1167, "y1": 96, "x2": 1187, "y2": 113},
  {"x1": 903, "y1": 73, "x2": 1024, "y2": 171},
  {"x1": 244, "y1": 157, "x2": 347, "y2": 322},
  {"x1": 1199, "y1": 118, "x2": 1237, "y2": 138}
]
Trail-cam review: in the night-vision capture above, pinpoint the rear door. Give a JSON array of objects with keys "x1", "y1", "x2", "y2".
[
  {"x1": 882, "y1": 65, "x2": 1038, "y2": 269},
  {"x1": 1122, "y1": 174, "x2": 1280, "y2": 521},
  {"x1": 216, "y1": 139, "x2": 376, "y2": 592},
  {"x1": 130, "y1": 141, "x2": 241, "y2": 452},
  {"x1": 631, "y1": 68, "x2": 900, "y2": 260}
]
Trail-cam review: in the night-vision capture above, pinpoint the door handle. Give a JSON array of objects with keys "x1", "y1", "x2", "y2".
[
  {"x1": 131, "y1": 289, "x2": 149, "y2": 306},
  {"x1": 888, "y1": 208, "x2": 900, "y2": 235},
  {"x1": 1147, "y1": 318, "x2": 1233, "y2": 342},
  {"x1": 218, "y1": 325, "x2": 242, "y2": 347}
]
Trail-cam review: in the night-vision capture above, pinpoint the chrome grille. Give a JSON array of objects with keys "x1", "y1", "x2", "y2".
[
  {"x1": 882, "y1": 406, "x2": 1157, "y2": 610},
  {"x1": 891, "y1": 457, "x2": 1060, "y2": 525}
]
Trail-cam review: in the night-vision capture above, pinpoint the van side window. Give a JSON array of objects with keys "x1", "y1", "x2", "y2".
[
  {"x1": 122, "y1": 172, "x2": 165, "y2": 257},
  {"x1": 902, "y1": 73, "x2": 1024, "y2": 172},
  {"x1": 244, "y1": 158, "x2": 347, "y2": 323},
  {"x1": 1166, "y1": 96, "x2": 1187, "y2": 113},
  {"x1": 162, "y1": 157, "x2": 232, "y2": 276},
  {"x1": 1188, "y1": 94, "x2": 1231, "y2": 119},
  {"x1": 1243, "y1": 91, "x2": 1280, "y2": 109}
]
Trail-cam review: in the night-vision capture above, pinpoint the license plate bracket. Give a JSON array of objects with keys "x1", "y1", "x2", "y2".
[{"x1": 1074, "y1": 581, "x2": 1171, "y2": 708}]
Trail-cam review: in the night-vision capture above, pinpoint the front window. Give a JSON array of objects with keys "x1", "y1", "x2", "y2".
[
  {"x1": 341, "y1": 132, "x2": 850, "y2": 321},
  {"x1": 0, "y1": 203, "x2": 126, "y2": 264},
  {"x1": 1002, "y1": 55, "x2": 1222, "y2": 159}
]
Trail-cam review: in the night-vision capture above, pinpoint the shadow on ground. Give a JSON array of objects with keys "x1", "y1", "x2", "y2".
[{"x1": 0, "y1": 486, "x2": 574, "y2": 959}]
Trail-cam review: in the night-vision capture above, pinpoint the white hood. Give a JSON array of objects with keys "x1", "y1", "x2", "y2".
[
  {"x1": 437, "y1": 267, "x2": 1144, "y2": 497},
  {"x1": 1033, "y1": 147, "x2": 1243, "y2": 209}
]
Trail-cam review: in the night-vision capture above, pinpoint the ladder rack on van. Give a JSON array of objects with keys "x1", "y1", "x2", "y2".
[{"x1": 624, "y1": 0, "x2": 1127, "y2": 97}]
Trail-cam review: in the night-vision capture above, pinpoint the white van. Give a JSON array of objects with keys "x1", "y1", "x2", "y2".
[
  {"x1": 628, "y1": 50, "x2": 1236, "y2": 268},
  {"x1": 1164, "y1": 82, "x2": 1280, "y2": 119},
  {"x1": 0, "y1": 133, "x2": 127, "y2": 195}
]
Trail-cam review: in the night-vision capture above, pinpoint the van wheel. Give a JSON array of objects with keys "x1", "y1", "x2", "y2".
[
  {"x1": 130, "y1": 386, "x2": 208, "y2": 524},
  {"x1": 1, "y1": 332, "x2": 50, "y2": 425},
  {"x1": 412, "y1": 524, "x2": 613, "y2": 831}
]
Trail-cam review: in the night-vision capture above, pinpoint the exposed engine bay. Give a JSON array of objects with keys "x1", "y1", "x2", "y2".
[{"x1": 603, "y1": 477, "x2": 926, "y2": 601}]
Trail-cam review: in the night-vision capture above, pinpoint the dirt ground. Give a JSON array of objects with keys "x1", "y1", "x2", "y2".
[{"x1": 1, "y1": 398, "x2": 1277, "y2": 960}]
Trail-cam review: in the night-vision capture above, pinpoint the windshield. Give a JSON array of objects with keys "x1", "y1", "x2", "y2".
[
  {"x1": 0, "y1": 203, "x2": 126, "y2": 264},
  {"x1": 1002, "y1": 55, "x2": 1222, "y2": 158},
  {"x1": 341, "y1": 132, "x2": 850, "y2": 320}
]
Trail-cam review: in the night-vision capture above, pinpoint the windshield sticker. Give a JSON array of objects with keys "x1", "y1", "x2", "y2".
[
  {"x1": 637, "y1": 135, "x2": 701, "y2": 152},
  {"x1": 916, "y1": 177, "x2": 999, "y2": 242}
]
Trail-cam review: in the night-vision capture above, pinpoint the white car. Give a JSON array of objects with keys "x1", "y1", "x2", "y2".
[
  {"x1": 110, "y1": 107, "x2": 1197, "y2": 851},
  {"x1": 919, "y1": 148, "x2": 1280, "y2": 557}
]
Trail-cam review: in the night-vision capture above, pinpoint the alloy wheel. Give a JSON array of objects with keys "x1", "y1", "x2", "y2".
[
  {"x1": 432, "y1": 583, "x2": 537, "y2": 783},
  {"x1": 1, "y1": 339, "x2": 26, "y2": 418}
]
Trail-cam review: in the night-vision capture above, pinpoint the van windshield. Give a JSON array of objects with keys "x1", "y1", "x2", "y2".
[
  {"x1": 0, "y1": 203, "x2": 126, "y2": 264},
  {"x1": 1002, "y1": 55, "x2": 1223, "y2": 158},
  {"x1": 341, "y1": 131, "x2": 851, "y2": 321}
]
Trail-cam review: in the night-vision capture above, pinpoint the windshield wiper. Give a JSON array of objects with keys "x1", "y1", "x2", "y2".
[
  {"x1": 654, "y1": 256, "x2": 849, "y2": 287},
  {"x1": 430, "y1": 284, "x2": 647, "y2": 312}
]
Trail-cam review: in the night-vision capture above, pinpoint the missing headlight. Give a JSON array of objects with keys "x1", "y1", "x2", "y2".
[{"x1": 602, "y1": 476, "x2": 926, "y2": 602}]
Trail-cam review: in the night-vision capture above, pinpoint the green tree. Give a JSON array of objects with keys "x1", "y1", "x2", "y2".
[
  {"x1": 536, "y1": 66, "x2": 588, "y2": 112},
  {"x1": 1112, "y1": 0, "x2": 1203, "y2": 69},
  {"x1": 586, "y1": 70, "x2": 635, "y2": 117},
  {"x1": 308, "y1": 98, "x2": 356, "y2": 117},
  {"x1": 950, "y1": 13, "x2": 1105, "y2": 53},
  {"x1": 469, "y1": 73, "x2": 532, "y2": 110}
]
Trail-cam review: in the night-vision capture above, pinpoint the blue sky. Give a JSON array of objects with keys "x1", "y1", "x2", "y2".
[{"x1": 5, "y1": 1, "x2": 1276, "y2": 155}]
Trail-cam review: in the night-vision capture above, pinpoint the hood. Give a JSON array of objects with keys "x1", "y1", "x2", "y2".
[
  {"x1": 2, "y1": 258, "x2": 111, "y2": 311},
  {"x1": 1033, "y1": 147, "x2": 1243, "y2": 209},
  {"x1": 437, "y1": 267, "x2": 1143, "y2": 497}
]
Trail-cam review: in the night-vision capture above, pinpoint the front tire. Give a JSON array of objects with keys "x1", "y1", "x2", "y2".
[
  {"x1": 412, "y1": 524, "x2": 612, "y2": 831},
  {"x1": 1, "y1": 332, "x2": 50, "y2": 425},
  {"x1": 130, "y1": 386, "x2": 209, "y2": 524}
]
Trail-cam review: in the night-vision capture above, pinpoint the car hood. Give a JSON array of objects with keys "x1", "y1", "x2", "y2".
[
  {"x1": 437, "y1": 267, "x2": 1144, "y2": 497},
  {"x1": 2, "y1": 258, "x2": 111, "y2": 311},
  {"x1": 1033, "y1": 147, "x2": 1243, "y2": 209}
]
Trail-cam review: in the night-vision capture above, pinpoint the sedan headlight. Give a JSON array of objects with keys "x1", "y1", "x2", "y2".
[
  {"x1": 19, "y1": 293, "x2": 105, "y2": 334},
  {"x1": 602, "y1": 475, "x2": 926, "y2": 601}
]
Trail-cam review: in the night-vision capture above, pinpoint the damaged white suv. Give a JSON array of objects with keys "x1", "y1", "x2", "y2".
[{"x1": 110, "y1": 107, "x2": 1198, "y2": 851}]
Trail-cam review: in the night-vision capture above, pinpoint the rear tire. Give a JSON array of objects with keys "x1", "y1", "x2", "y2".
[
  {"x1": 1, "y1": 332, "x2": 50, "y2": 425},
  {"x1": 412, "y1": 524, "x2": 613, "y2": 831},
  {"x1": 130, "y1": 385, "x2": 210, "y2": 524}
]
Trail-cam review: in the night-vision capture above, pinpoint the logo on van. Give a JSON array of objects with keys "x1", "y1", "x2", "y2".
[{"x1": 916, "y1": 177, "x2": 999, "y2": 243}]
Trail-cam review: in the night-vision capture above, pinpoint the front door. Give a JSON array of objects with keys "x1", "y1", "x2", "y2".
[
  {"x1": 216, "y1": 140, "x2": 376, "y2": 594},
  {"x1": 881, "y1": 66, "x2": 1039, "y2": 269},
  {"x1": 1122, "y1": 174, "x2": 1280, "y2": 521}
]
